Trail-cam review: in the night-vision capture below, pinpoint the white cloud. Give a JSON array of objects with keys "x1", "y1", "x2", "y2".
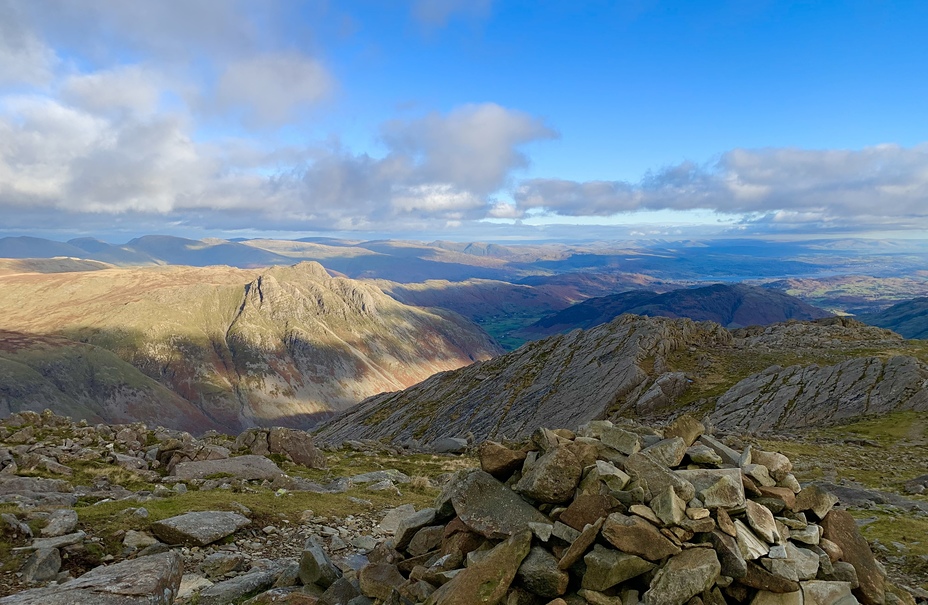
[
  {"x1": 515, "y1": 144, "x2": 928, "y2": 230},
  {"x1": 382, "y1": 103, "x2": 557, "y2": 194},
  {"x1": 61, "y1": 65, "x2": 164, "y2": 115},
  {"x1": 0, "y1": 2, "x2": 57, "y2": 86},
  {"x1": 215, "y1": 53, "x2": 333, "y2": 127}
]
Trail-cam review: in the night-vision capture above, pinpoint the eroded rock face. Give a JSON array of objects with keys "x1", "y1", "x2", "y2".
[{"x1": 711, "y1": 355, "x2": 928, "y2": 433}]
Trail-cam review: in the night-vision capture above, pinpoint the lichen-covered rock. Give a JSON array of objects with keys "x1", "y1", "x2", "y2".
[{"x1": 150, "y1": 511, "x2": 250, "y2": 547}]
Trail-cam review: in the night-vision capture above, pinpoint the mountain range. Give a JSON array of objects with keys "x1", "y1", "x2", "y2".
[
  {"x1": 515, "y1": 283, "x2": 831, "y2": 340},
  {"x1": 0, "y1": 262, "x2": 500, "y2": 433}
]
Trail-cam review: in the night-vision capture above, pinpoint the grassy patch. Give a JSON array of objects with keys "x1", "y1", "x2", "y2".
[{"x1": 850, "y1": 510, "x2": 928, "y2": 556}]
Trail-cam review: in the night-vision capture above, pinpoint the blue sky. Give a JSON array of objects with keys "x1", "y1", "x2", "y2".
[{"x1": 1, "y1": 0, "x2": 927, "y2": 242}]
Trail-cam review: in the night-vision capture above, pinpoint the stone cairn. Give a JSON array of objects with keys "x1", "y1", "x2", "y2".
[{"x1": 332, "y1": 417, "x2": 904, "y2": 605}]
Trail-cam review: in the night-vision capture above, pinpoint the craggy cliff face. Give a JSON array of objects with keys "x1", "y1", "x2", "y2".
[{"x1": 0, "y1": 262, "x2": 501, "y2": 433}]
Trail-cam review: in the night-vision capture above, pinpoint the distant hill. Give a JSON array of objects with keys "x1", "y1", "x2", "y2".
[
  {"x1": 0, "y1": 262, "x2": 501, "y2": 433},
  {"x1": 315, "y1": 316, "x2": 924, "y2": 445},
  {"x1": 859, "y1": 297, "x2": 928, "y2": 339},
  {"x1": 516, "y1": 283, "x2": 831, "y2": 339}
]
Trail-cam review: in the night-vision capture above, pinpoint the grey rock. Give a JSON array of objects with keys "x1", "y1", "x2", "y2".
[
  {"x1": 514, "y1": 445, "x2": 583, "y2": 504},
  {"x1": 431, "y1": 437, "x2": 469, "y2": 454},
  {"x1": 582, "y1": 544, "x2": 656, "y2": 592},
  {"x1": 21, "y1": 547, "x2": 61, "y2": 583},
  {"x1": 299, "y1": 536, "x2": 342, "y2": 588},
  {"x1": 13, "y1": 531, "x2": 85, "y2": 553},
  {"x1": 644, "y1": 548, "x2": 721, "y2": 605},
  {"x1": 40, "y1": 509, "x2": 78, "y2": 538},
  {"x1": 150, "y1": 511, "x2": 250, "y2": 546},
  {"x1": 516, "y1": 546, "x2": 570, "y2": 597},
  {"x1": 711, "y1": 355, "x2": 928, "y2": 433},
  {"x1": 351, "y1": 470, "x2": 411, "y2": 484},
  {"x1": 447, "y1": 470, "x2": 549, "y2": 539},
  {"x1": 378, "y1": 504, "x2": 417, "y2": 534},
  {"x1": 675, "y1": 468, "x2": 745, "y2": 510},
  {"x1": 641, "y1": 437, "x2": 688, "y2": 468},
  {"x1": 625, "y1": 451, "x2": 695, "y2": 503},
  {"x1": 198, "y1": 569, "x2": 278, "y2": 605},
  {"x1": 0, "y1": 550, "x2": 183, "y2": 605},
  {"x1": 171, "y1": 455, "x2": 283, "y2": 481},
  {"x1": 395, "y1": 507, "x2": 437, "y2": 551}
]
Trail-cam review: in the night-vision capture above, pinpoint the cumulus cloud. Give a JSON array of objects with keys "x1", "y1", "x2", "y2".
[
  {"x1": 515, "y1": 144, "x2": 928, "y2": 230},
  {"x1": 0, "y1": 97, "x2": 553, "y2": 231},
  {"x1": 215, "y1": 53, "x2": 333, "y2": 127},
  {"x1": 381, "y1": 103, "x2": 557, "y2": 194},
  {"x1": 0, "y1": 2, "x2": 57, "y2": 86},
  {"x1": 61, "y1": 66, "x2": 165, "y2": 115}
]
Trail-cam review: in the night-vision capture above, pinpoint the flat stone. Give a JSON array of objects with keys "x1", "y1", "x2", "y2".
[
  {"x1": 716, "y1": 507, "x2": 737, "y2": 537},
  {"x1": 705, "y1": 529, "x2": 747, "y2": 579},
  {"x1": 379, "y1": 504, "x2": 417, "y2": 534},
  {"x1": 559, "y1": 493, "x2": 622, "y2": 531},
  {"x1": 558, "y1": 517, "x2": 605, "y2": 570},
  {"x1": 583, "y1": 544, "x2": 656, "y2": 592},
  {"x1": 745, "y1": 499, "x2": 780, "y2": 544},
  {"x1": 820, "y1": 510, "x2": 885, "y2": 605},
  {"x1": 762, "y1": 543, "x2": 819, "y2": 582},
  {"x1": 675, "y1": 468, "x2": 744, "y2": 510},
  {"x1": 626, "y1": 452, "x2": 695, "y2": 503},
  {"x1": 801, "y1": 580, "x2": 858, "y2": 605},
  {"x1": 171, "y1": 455, "x2": 283, "y2": 481},
  {"x1": 687, "y1": 444, "x2": 723, "y2": 466},
  {"x1": 243, "y1": 587, "x2": 323, "y2": 604},
  {"x1": 734, "y1": 519, "x2": 769, "y2": 560},
  {"x1": 630, "y1": 504, "x2": 663, "y2": 526},
  {"x1": 601, "y1": 513, "x2": 682, "y2": 562},
  {"x1": 448, "y1": 470, "x2": 550, "y2": 539},
  {"x1": 750, "y1": 590, "x2": 803, "y2": 605},
  {"x1": 698, "y1": 435, "x2": 741, "y2": 466},
  {"x1": 641, "y1": 438, "x2": 688, "y2": 468},
  {"x1": 600, "y1": 427, "x2": 642, "y2": 455},
  {"x1": 432, "y1": 437, "x2": 469, "y2": 454},
  {"x1": 517, "y1": 546, "x2": 569, "y2": 597},
  {"x1": 515, "y1": 445, "x2": 583, "y2": 504},
  {"x1": 790, "y1": 524, "x2": 822, "y2": 545},
  {"x1": 644, "y1": 548, "x2": 721, "y2": 605},
  {"x1": 424, "y1": 529, "x2": 532, "y2": 605},
  {"x1": 13, "y1": 531, "x2": 85, "y2": 553},
  {"x1": 796, "y1": 486, "x2": 839, "y2": 520},
  {"x1": 664, "y1": 415, "x2": 705, "y2": 447},
  {"x1": 150, "y1": 511, "x2": 249, "y2": 547},
  {"x1": 359, "y1": 564, "x2": 405, "y2": 600},
  {"x1": 199, "y1": 569, "x2": 278, "y2": 605},
  {"x1": 651, "y1": 485, "x2": 687, "y2": 526},
  {"x1": 578, "y1": 460, "x2": 631, "y2": 494},
  {"x1": 479, "y1": 442, "x2": 527, "y2": 479},
  {"x1": 40, "y1": 509, "x2": 78, "y2": 537},
  {"x1": 0, "y1": 550, "x2": 183, "y2": 605},
  {"x1": 123, "y1": 530, "x2": 160, "y2": 550},
  {"x1": 395, "y1": 508, "x2": 437, "y2": 551},
  {"x1": 408, "y1": 525, "x2": 444, "y2": 557},
  {"x1": 758, "y1": 486, "x2": 798, "y2": 510},
  {"x1": 738, "y1": 562, "x2": 801, "y2": 594},
  {"x1": 350, "y1": 470, "x2": 410, "y2": 484}
]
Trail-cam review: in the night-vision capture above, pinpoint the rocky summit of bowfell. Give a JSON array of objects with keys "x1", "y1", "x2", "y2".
[
  {"x1": 517, "y1": 283, "x2": 832, "y2": 340},
  {"x1": 0, "y1": 262, "x2": 501, "y2": 434},
  {"x1": 315, "y1": 315, "x2": 928, "y2": 446}
]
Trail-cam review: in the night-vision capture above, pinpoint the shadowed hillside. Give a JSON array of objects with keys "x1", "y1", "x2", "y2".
[{"x1": 859, "y1": 297, "x2": 928, "y2": 339}]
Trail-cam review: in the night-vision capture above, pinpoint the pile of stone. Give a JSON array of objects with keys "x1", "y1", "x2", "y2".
[{"x1": 332, "y1": 417, "x2": 911, "y2": 605}]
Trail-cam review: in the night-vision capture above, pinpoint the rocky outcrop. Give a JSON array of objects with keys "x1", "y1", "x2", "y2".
[
  {"x1": 317, "y1": 315, "x2": 926, "y2": 445},
  {"x1": 711, "y1": 356, "x2": 928, "y2": 433},
  {"x1": 316, "y1": 315, "x2": 732, "y2": 445}
]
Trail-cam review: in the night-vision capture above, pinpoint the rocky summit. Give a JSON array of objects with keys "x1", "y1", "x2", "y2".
[{"x1": 1, "y1": 409, "x2": 923, "y2": 605}]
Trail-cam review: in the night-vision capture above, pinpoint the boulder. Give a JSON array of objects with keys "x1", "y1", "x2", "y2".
[
  {"x1": 516, "y1": 546, "x2": 570, "y2": 597},
  {"x1": 820, "y1": 511, "x2": 885, "y2": 605},
  {"x1": 424, "y1": 529, "x2": 532, "y2": 605},
  {"x1": 447, "y1": 470, "x2": 550, "y2": 539},
  {"x1": 644, "y1": 548, "x2": 721, "y2": 605},
  {"x1": 299, "y1": 536, "x2": 343, "y2": 588},
  {"x1": 40, "y1": 509, "x2": 78, "y2": 538},
  {"x1": 171, "y1": 455, "x2": 283, "y2": 481},
  {"x1": 601, "y1": 513, "x2": 682, "y2": 561},
  {"x1": 582, "y1": 544, "x2": 656, "y2": 592},
  {"x1": 0, "y1": 550, "x2": 183, "y2": 605},
  {"x1": 150, "y1": 511, "x2": 250, "y2": 546},
  {"x1": 514, "y1": 445, "x2": 583, "y2": 504},
  {"x1": 269, "y1": 427, "x2": 326, "y2": 468}
]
